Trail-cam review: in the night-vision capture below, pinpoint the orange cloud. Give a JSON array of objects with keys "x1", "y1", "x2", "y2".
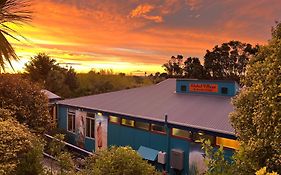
[
  {"x1": 130, "y1": 4, "x2": 163, "y2": 23},
  {"x1": 130, "y1": 4, "x2": 155, "y2": 17},
  {"x1": 4, "y1": 0, "x2": 280, "y2": 74}
]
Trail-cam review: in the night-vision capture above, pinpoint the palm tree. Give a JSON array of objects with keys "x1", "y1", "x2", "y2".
[{"x1": 0, "y1": 0, "x2": 31, "y2": 71}]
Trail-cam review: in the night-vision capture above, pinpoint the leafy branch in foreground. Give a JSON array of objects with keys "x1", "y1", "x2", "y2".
[
  {"x1": 0, "y1": 0, "x2": 32, "y2": 71},
  {"x1": 200, "y1": 139, "x2": 234, "y2": 175}
]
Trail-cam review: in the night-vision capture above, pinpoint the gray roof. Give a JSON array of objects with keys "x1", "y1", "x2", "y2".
[
  {"x1": 58, "y1": 79, "x2": 235, "y2": 135},
  {"x1": 41, "y1": 89, "x2": 61, "y2": 100}
]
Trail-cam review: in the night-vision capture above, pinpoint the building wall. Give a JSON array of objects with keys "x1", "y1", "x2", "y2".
[
  {"x1": 108, "y1": 122, "x2": 190, "y2": 175},
  {"x1": 57, "y1": 105, "x2": 95, "y2": 152},
  {"x1": 57, "y1": 104, "x2": 235, "y2": 175}
]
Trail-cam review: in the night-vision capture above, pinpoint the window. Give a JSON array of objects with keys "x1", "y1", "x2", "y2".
[
  {"x1": 216, "y1": 137, "x2": 239, "y2": 150},
  {"x1": 86, "y1": 117, "x2": 95, "y2": 138},
  {"x1": 193, "y1": 132, "x2": 215, "y2": 145},
  {"x1": 135, "y1": 121, "x2": 150, "y2": 130},
  {"x1": 87, "y1": 112, "x2": 95, "y2": 118},
  {"x1": 172, "y1": 128, "x2": 192, "y2": 139},
  {"x1": 121, "y1": 118, "x2": 135, "y2": 127},
  {"x1": 221, "y1": 87, "x2": 228, "y2": 94},
  {"x1": 67, "y1": 109, "x2": 75, "y2": 132},
  {"x1": 109, "y1": 116, "x2": 120, "y2": 124},
  {"x1": 151, "y1": 124, "x2": 166, "y2": 134},
  {"x1": 181, "y1": 85, "x2": 187, "y2": 92}
]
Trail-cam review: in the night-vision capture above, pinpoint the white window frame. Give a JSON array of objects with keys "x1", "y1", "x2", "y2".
[
  {"x1": 67, "y1": 109, "x2": 76, "y2": 133},
  {"x1": 86, "y1": 115, "x2": 95, "y2": 139}
]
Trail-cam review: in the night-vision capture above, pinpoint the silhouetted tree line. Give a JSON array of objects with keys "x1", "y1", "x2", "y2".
[
  {"x1": 163, "y1": 40, "x2": 259, "y2": 84},
  {"x1": 23, "y1": 53, "x2": 154, "y2": 98}
]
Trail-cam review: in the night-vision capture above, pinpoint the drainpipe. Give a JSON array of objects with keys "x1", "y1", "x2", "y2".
[{"x1": 164, "y1": 114, "x2": 171, "y2": 173}]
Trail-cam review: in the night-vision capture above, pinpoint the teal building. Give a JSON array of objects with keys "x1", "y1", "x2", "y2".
[{"x1": 56, "y1": 79, "x2": 240, "y2": 174}]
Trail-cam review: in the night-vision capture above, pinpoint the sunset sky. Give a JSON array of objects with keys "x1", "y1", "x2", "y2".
[{"x1": 8, "y1": 0, "x2": 281, "y2": 74}]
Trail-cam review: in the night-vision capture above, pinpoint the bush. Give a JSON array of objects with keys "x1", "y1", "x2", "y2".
[{"x1": 81, "y1": 146, "x2": 160, "y2": 175}]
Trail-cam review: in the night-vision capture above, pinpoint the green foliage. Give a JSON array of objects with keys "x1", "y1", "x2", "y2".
[
  {"x1": 81, "y1": 146, "x2": 160, "y2": 175},
  {"x1": 16, "y1": 139, "x2": 45, "y2": 175},
  {"x1": 230, "y1": 23, "x2": 281, "y2": 174},
  {"x1": 200, "y1": 139, "x2": 234, "y2": 175},
  {"x1": 24, "y1": 53, "x2": 155, "y2": 98},
  {"x1": 255, "y1": 167, "x2": 279, "y2": 175},
  {"x1": 48, "y1": 134, "x2": 66, "y2": 157},
  {"x1": 0, "y1": 111, "x2": 35, "y2": 175},
  {"x1": 75, "y1": 71, "x2": 154, "y2": 97},
  {"x1": 46, "y1": 134, "x2": 75, "y2": 175},
  {"x1": 24, "y1": 53, "x2": 79, "y2": 98},
  {"x1": 0, "y1": 74, "x2": 53, "y2": 133},
  {"x1": 57, "y1": 152, "x2": 75, "y2": 175},
  {"x1": 204, "y1": 40, "x2": 258, "y2": 84}
]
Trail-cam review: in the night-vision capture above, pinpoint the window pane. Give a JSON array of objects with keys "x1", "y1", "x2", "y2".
[
  {"x1": 121, "y1": 118, "x2": 134, "y2": 127},
  {"x1": 216, "y1": 137, "x2": 239, "y2": 149},
  {"x1": 68, "y1": 115, "x2": 73, "y2": 132},
  {"x1": 87, "y1": 113, "x2": 95, "y2": 118},
  {"x1": 151, "y1": 124, "x2": 166, "y2": 133},
  {"x1": 68, "y1": 109, "x2": 75, "y2": 113},
  {"x1": 109, "y1": 116, "x2": 120, "y2": 123},
  {"x1": 172, "y1": 128, "x2": 191, "y2": 139},
  {"x1": 193, "y1": 132, "x2": 215, "y2": 145},
  {"x1": 91, "y1": 119, "x2": 95, "y2": 138},
  {"x1": 72, "y1": 115, "x2": 75, "y2": 132},
  {"x1": 86, "y1": 118, "x2": 90, "y2": 137},
  {"x1": 181, "y1": 85, "x2": 187, "y2": 92},
  {"x1": 135, "y1": 121, "x2": 150, "y2": 130}
]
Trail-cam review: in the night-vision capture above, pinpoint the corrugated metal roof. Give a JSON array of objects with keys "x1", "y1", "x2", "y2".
[{"x1": 58, "y1": 79, "x2": 235, "y2": 135}]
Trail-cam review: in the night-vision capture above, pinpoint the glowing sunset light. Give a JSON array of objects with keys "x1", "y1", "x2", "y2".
[{"x1": 5, "y1": 0, "x2": 281, "y2": 74}]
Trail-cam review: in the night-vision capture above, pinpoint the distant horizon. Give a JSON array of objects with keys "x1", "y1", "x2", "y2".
[{"x1": 7, "y1": 0, "x2": 281, "y2": 74}]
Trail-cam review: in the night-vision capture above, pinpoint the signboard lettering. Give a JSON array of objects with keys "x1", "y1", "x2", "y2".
[{"x1": 189, "y1": 83, "x2": 218, "y2": 93}]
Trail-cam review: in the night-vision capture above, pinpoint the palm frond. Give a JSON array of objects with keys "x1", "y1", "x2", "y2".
[
  {"x1": 0, "y1": 0, "x2": 32, "y2": 23},
  {"x1": 0, "y1": 31, "x2": 18, "y2": 71},
  {"x1": 0, "y1": 0, "x2": 32, "y2": 71}
]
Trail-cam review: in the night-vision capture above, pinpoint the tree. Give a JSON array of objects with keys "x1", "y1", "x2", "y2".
[
  {"x1": 46, "y1": 68, "x2": 72, "y2": 97},
  {"x1": 183, "y1": 57, "x2": 205, "y2": 79},
  {"x1": 230, "y1": 22, "x2": 281, "y2": 174},
  {"x1": 24, "y1": 53, "x2": 57, "y2": 85},
  {"x1": 25, "y1": 53, "x2": 79, "y2": 98},
  {"x1": 163, "y1": 55, "x2": 184, "y2": 77},
  {"x1": 204, "y1": 41, "x2": 258, "y2": 84},
  {"x1": 81, "y1": 146, "x2": 160, "y2": 175},
  {"x1": 0, "y1": 0, "x2": 31, "y2": 71},
  {"x1": 0, "y1": 74, "x2": 53, "y2": 133},
  {"x1": 64, "y1": 67, "x2": 79, "y2": 91},
  {"x1": 0, "y1": 109, "x2": 37, "y2": 174}
]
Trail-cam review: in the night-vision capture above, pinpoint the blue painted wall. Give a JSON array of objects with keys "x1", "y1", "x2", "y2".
[
  {"x1": 58, "y1": 105, "x2": 67, "y2": 129},
  {"x1": 176, "y1": 79, "x2": 238, "y2": 96},
  {"x1": 57, "y1": 104, "x2": 236, "y2": 175},
  {"x1": 57, "y1": 105, "x2": 95, "y2": 152},
  {"x1": 108, "y1": 123, "x2": 190, "y2": 175}
]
